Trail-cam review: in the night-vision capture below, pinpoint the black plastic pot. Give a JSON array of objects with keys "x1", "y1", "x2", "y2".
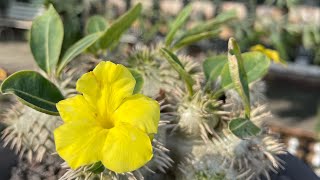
[{"x1": 263, "y1": 153, "x2": 319, "y2": 180}]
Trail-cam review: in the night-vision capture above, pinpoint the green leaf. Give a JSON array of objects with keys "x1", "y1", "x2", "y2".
[
  {"x1": 227, "y1": 38, "x2": 251, "y2": 117},
  {"x1": 129, "y1": 69, "x2": 144, "y2": 94},
  {"x1": 203, "y1": 54, "x2": 227, "y2": 82},
  {"x1": 173, "y1": 30, "x2": 220, "y2": 51},
  {"x1": 204, "y1": 52, "x2": 270, "y2": 92},
  {"x1": 161, "y1": 48, "x2": 194, "y2": 96},
  {"x1": 60, "y1": 15, "x2": 82, "y2": 57},
  {"x1": 165, "y1": 4, "x2": 192, "y2": 47},
  {"x1": 221, "y1": 52, "x2": 270, "y2": 89},
  {"x1": 0, "y1": 71, "x2": 64, "y2": 115},
  {"x1": 56, "y1": 32, "x2": 102, "y2": 75},
  {"x1": 85, "y1": 15, "x2": 108, "y2": 35},
  {"x1": 99, "y1": 3, "x2": 142, "y2": 49},
  {"x1": 229, "y1": 118, "x2": 261, "y2": 139},
  {"x1": 30, "y1": 4, "x2": 64, "y2": 74},
  {"x1": 85, "y1": 15, "x2": 108, "y2": 54}
]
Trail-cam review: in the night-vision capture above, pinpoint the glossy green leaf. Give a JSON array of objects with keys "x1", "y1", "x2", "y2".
[
  {"x1": 99, "y1": 3, "x2": 142, "y2": 49},
  {"x1": 165, "y1": 4, "x2": 192, "y2": 47},
  {"x1": 30, "y1": 4, "x2": 64, "y2": 74},
  {"x1": 173, "y1": 30, "x2": 220, "y2": 51},
  {"x1": 56, "y1": 32, "x2": 102, "y2": 75},
  {"x1": 161, "y1": 48, "x2": 194, "y2": 96},
  {"x1": 227, "y1": 38, "x2": 250, "y2": 116},
  {"x1": 0, "y1": 71, "x2": 64, "y2": 115},
  {"x1": 129, "y1": 69, "x2": 144, "y2": 94},
  {"x1": 229, "y1": 118, "x2": 261, "y2": 139},
  {"x1": 85, "y1": 15, "x2": 108, "y2": 35}
]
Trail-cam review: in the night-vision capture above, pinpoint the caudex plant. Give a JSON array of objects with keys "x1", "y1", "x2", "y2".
[{"x1": 1, "y1": 3, "x2": 285, "y2": 180}]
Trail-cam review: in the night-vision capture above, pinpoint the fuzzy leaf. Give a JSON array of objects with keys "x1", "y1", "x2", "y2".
[
  {"x1": 161, "y1": 48, "x2": 194, "y2": 96},
  {"x1": 0, "y1": 71, "x2": 64, "y2": 115},
  {"x1": 129, "y1": 69, "x2": 144, "y2": 94},
  {"x1": 227, "y1": 38, "x2": 251, "y2": 117},
  {"x1": 229, "y1": 118, "x2": 261, "y2": 139},
  {"x1": 30, "y1": 4, "x2": 63, "y2": 74},
  {"x1": 204, "y1": 52, "x2": 270, "y2": 88},
  {"x1": 99, "y1": 3, "x2": 142, "y2": 49},
  {"x1": 57, "y1": 32, "x2": 102, "y2": 75},
  {"x1": 165, "y1": 4, "x2": 192, "y2": 47},
  {"x1": 173, "y1": 30, "x2": 220, "y2": 50},
  {"x1": 221, "y1": 52, "x2": 270, "y2": 90}
]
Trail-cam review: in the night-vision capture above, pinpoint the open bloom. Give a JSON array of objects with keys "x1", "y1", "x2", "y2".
[{"x1": 54, "y1": 61, "x2": 160, "y2": 173}]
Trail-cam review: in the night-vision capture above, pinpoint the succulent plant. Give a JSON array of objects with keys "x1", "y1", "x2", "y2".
[
  {"x1": 166, "y1": 89, "x2": 229, "y2": 141},
  {"x1": 0, "y1": 3, "x2": 287, "y2": 180},
  {"x1": 10, "y1": 154, "x2": 65, "y2": 180},
  {"x1": 2, "y1": 103, "x2": 60, "y2": 163},
  {"x1": 178, "y1": 132, "x2": 285, "y2": 180},
  {"x1": 176, "y1": 104, "x2": 285, "y2": 180},
  {"x1": 225, "y1": 80, "x2": 267, "y2": 112},
  {"x1": 126, "y1": 43, "x2": 202, "y2": 98}
]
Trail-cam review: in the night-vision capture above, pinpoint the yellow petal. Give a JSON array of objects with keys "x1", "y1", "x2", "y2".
[
  {"x1": 54, "y1": 120, "x2": 108, "y2": 169},
  {"x1": 249, "y1": 44, "x2": 265, "y2": 52},
  {"x1": 75, "y1": 72, "x2": 99, "y2": 110},
  {"x1": 76, "y1": 61, "x2": 136, "y2": 123},
  {"x1": 56, "y1": 95, "x2": 96, "y2": 123},
  {"x1": 265, "y1": 49, "x2": 281, "y2": 63},
  {"x1": 102, "y1": 123, "x2": 153, "y2": 173},
  {"x1": 250, "y1": 44, "x2": 286, "y2": 65},
  {"x1": 113, "y1": 94, "x2": 160, "y2": 134}
]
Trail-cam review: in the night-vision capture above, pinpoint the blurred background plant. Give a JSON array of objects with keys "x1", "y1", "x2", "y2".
[{"x1": 1, "y1": 0, "x2": 320, "y2": 180}]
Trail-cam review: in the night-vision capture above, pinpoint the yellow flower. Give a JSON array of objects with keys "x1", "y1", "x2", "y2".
[
  {"x1": 250, "y1": 44, "x2": 286, "y2": 64},
  {"x1": 54, "y1": 61, "x2": 160, "y2": 173}
]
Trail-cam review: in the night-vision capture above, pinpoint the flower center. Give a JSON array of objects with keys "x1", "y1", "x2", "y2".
[{"x1": 99, "y1": 116, "x2": 115, "y2": 129}]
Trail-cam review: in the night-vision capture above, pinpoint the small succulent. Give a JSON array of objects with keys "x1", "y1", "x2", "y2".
[
  {"x1": 176, "y1": 104, "x2": 285, "y2": 180},
  {"x1": 166, "y1": 89, "x2": 229, "y2": 141},
  {"x1": 127, "y1": 43, "x2": 202, "y2": 98},
  {"x1": 2, "y1": 103, "x2": 60, "y2": 162},
  {"x1": 10, "y1": 154, "x2": 65, "y2": 180},
  {"x1": 178, "y1": 132, "x2": 285, "y2": 180}
]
